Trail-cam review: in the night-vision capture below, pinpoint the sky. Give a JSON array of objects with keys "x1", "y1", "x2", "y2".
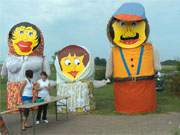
[{"x1": 0, "y1": 0, "x2": 180, "y2": 63}]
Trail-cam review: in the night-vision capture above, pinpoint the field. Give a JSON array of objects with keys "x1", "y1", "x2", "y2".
[
  {"x1": 1, "y1": 77, "x2": 180, "y2": 115},
  {"x1": 1, "y1": 65, "x2": 180, "y2": 115},
  {"x1": 161, "y1": 65, "x2": 177, "y2": 73}
]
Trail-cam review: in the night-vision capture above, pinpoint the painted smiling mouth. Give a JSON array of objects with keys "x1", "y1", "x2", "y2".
[
  {"x1": 120, "y1": 33, "x2": 139, "y2": 45},
  {"x1": 16, "y1": 41, "x2": 32, "y2": 52},
  {"x1": 68, "y1": 71, "x2": 79, "y2": 78}
]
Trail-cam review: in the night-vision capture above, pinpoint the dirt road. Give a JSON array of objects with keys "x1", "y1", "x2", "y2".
[{"x1": 2, "y1": 112, "x2": 180, "y2": 135}]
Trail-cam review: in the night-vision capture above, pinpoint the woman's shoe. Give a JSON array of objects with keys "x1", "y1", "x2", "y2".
[
  {"x1": 21, "y1": 127, "x2": 26, "y2": 131},
  {"x1": 24, "y1": 125, "x2": 33, "y2": 128},
  {"x1": 36, "y1": 121, "x2": 40, "y2": 125},
  {"x1": 21, "y1": 128, "x2": 26, "y2": 131},
  {"x1": 43, "y1": 120, "x2": 48, "y2": 124}
]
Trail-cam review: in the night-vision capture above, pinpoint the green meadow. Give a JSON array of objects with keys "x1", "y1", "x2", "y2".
[{"x1": 0, "y1": 65, "x2": 180, "y2": 115}]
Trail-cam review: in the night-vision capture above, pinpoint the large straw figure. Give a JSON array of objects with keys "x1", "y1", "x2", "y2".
[
  {"x1": 54, "y1": 45, "x2": 96, "y2": 112},
  {"x1": 1, "y1": 22, "x2": 50, "y2": 110},
  {"x1": 106, "y1": 3, "x2": 161, "y2": 114}
]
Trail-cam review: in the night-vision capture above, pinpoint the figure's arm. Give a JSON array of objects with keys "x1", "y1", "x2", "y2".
[
  {"x1": 153, "y1": 47, "x2": 161, "y2": 72},
  {"x1": 93, "y1": 49, "x2": 112, "y2": 88},
  {"x1": 1, "y1": 61, "x2": 8, "y2": 78},
  {"x1": 93, "y1": 79, "x2": 110, "y2": 88},
  {"x1": 4, "y1": 57, "x2": 22, "y2": 74},
  {"x1": 43, "y1": 57, "x2": 51, "y2": 76},
  {"x1": 105, "y1": 49, "x2": 113, "y2": 79}
]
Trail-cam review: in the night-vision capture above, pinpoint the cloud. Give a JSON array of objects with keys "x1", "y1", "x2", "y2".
[
  {"x1": 0, "y1": 0, "x2": 180, "y2": 61},
  {"x1": 0, "y1": 0, "x2": 119, "y2": 24}
]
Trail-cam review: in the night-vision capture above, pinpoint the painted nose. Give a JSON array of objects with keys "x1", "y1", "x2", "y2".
[
  {"x1": 72, "y1": 65, "x2": 77, "y2": 71},
  {"x1": 124, "y1": 27, "x2": 136, "y2": 37},
  {"x1": 21, "y1": 35, "x2": 29, "y2": 41}
]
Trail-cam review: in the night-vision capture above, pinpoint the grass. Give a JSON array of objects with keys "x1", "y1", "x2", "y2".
[
  {"x1": 161, "y1": 65, "x2": 177, "y2": 73},
  {"x1": 157, "y1": 90, "x2": 180, "y2": 113},
  {"x1": 0, "y1": 77, "x2": 8, "y2": 111},
  {"x1": 93, "y1": 83, "x2": 180, "y2": 115},
  {"x1": 1, "y1": 66, "x2": 180, "y2": 115},
  {"x1": 93, "y1": 84, "x2": 115, "y2": 115},
  {"x1": 172, "y1": 128, "x2": 180, "y2": 135},
  {"x1": 2, "y1": 81, "x2": 180, "y2": 115}
]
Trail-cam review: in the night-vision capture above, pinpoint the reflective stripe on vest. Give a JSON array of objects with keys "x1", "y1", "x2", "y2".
[{"x1": 136, "y1": 46, "x2": 144, "y2": 75}]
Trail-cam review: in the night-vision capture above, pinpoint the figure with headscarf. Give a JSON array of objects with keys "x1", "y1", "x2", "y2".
[{"x1": 55, "y1": 45, "x2": 108, "y2": 112}]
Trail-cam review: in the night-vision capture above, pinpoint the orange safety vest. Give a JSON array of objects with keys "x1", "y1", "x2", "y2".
[{"x1": 112, "y1": 43, "x2": 155, "y2": 79}]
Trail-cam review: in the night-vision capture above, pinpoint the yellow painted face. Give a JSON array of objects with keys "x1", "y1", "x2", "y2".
[
  {"x1": 112, "y1": 20, "x2": 147, "y2": 48},
  {"x1": 60, "y1": 53, "x2": 85, "y2": 81},
  {"x1": 11, "y1": 26, "x2": 39, "y2": 55}
]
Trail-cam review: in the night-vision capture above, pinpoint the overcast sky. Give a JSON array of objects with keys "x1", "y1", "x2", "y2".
[{"x1": 0, "y1": 0, "x2": 180, "y2": 62}]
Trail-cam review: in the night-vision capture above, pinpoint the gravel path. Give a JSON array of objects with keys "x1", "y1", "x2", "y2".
[{"x1": 2, "y1": 112, "x2": 180, "y2": 135}]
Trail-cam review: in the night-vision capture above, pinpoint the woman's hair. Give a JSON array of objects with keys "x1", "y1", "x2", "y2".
[
  {"x1": 57, "y1": 45, "x2": 90, "y2": 66},
  {"x1": 25, "y1": 70, "x2": 33, "y2": 79},
  {"x1": 40, "y1": 71, "x2": 48, "y2": 78},
  {"x1": 8, "y1": 22, "x2": 44, "y2": 56},
  {"x1": 9, "y1": 22, "x2": 41, "y2": 51}
]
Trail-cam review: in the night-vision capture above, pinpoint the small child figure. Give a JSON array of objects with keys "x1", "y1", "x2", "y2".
[{"x1": 36, "y1": 71, "x2": 50, "y2": 124}]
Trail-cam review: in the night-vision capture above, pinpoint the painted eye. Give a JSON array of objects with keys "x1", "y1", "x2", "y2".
[
  {"x1": 19, "y1": 31, "x2": 24, "y2": 34},
  {"x1": 119, "y1": 21, "x2": 125, "y2": 26},
  {"x1": 29, "y1": 32, "x2": 33, "y2": 36},
  {"x1": 132, "y1": 22, "x2": 137, "y2": 27},
  {"x1": 74, "y1": 59, "x2": 80, "y2": 65},
  {"x1": 64, "y1": 59, "x2": 71, "y2": 66}
]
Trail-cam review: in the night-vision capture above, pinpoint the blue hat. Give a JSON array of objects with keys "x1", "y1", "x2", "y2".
[{"x1": 113, "y1": 2, "x2": 146, "y2": 21}]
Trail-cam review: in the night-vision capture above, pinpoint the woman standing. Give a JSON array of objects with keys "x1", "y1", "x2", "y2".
[
  {"x1": 21, "y1": 70, "x2": 33, "y2": 131},
  {"x1": 36, "y1": 72, "x2": 50, "y2": 124}
]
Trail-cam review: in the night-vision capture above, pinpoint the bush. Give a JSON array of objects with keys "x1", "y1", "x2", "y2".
[
  {"x1": 164, "y1": 73, "x2": 180, "y2": 96},
  {"x1": 176, "y1": 62, "x2": 180, "y2": 72},
  {"x1": 95, "y1": 69, "x2": 106, "y2": 80},
  {"x1": 94, "y1": 65, "x2": 106, "y2": 80},
  {"x1": 94, "y1": 57, "x2": 106, "y2": 66}
]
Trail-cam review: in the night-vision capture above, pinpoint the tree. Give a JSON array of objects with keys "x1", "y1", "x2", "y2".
[{"x1": 94, "y1": 57, "x2": 107, "y2": 66}]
